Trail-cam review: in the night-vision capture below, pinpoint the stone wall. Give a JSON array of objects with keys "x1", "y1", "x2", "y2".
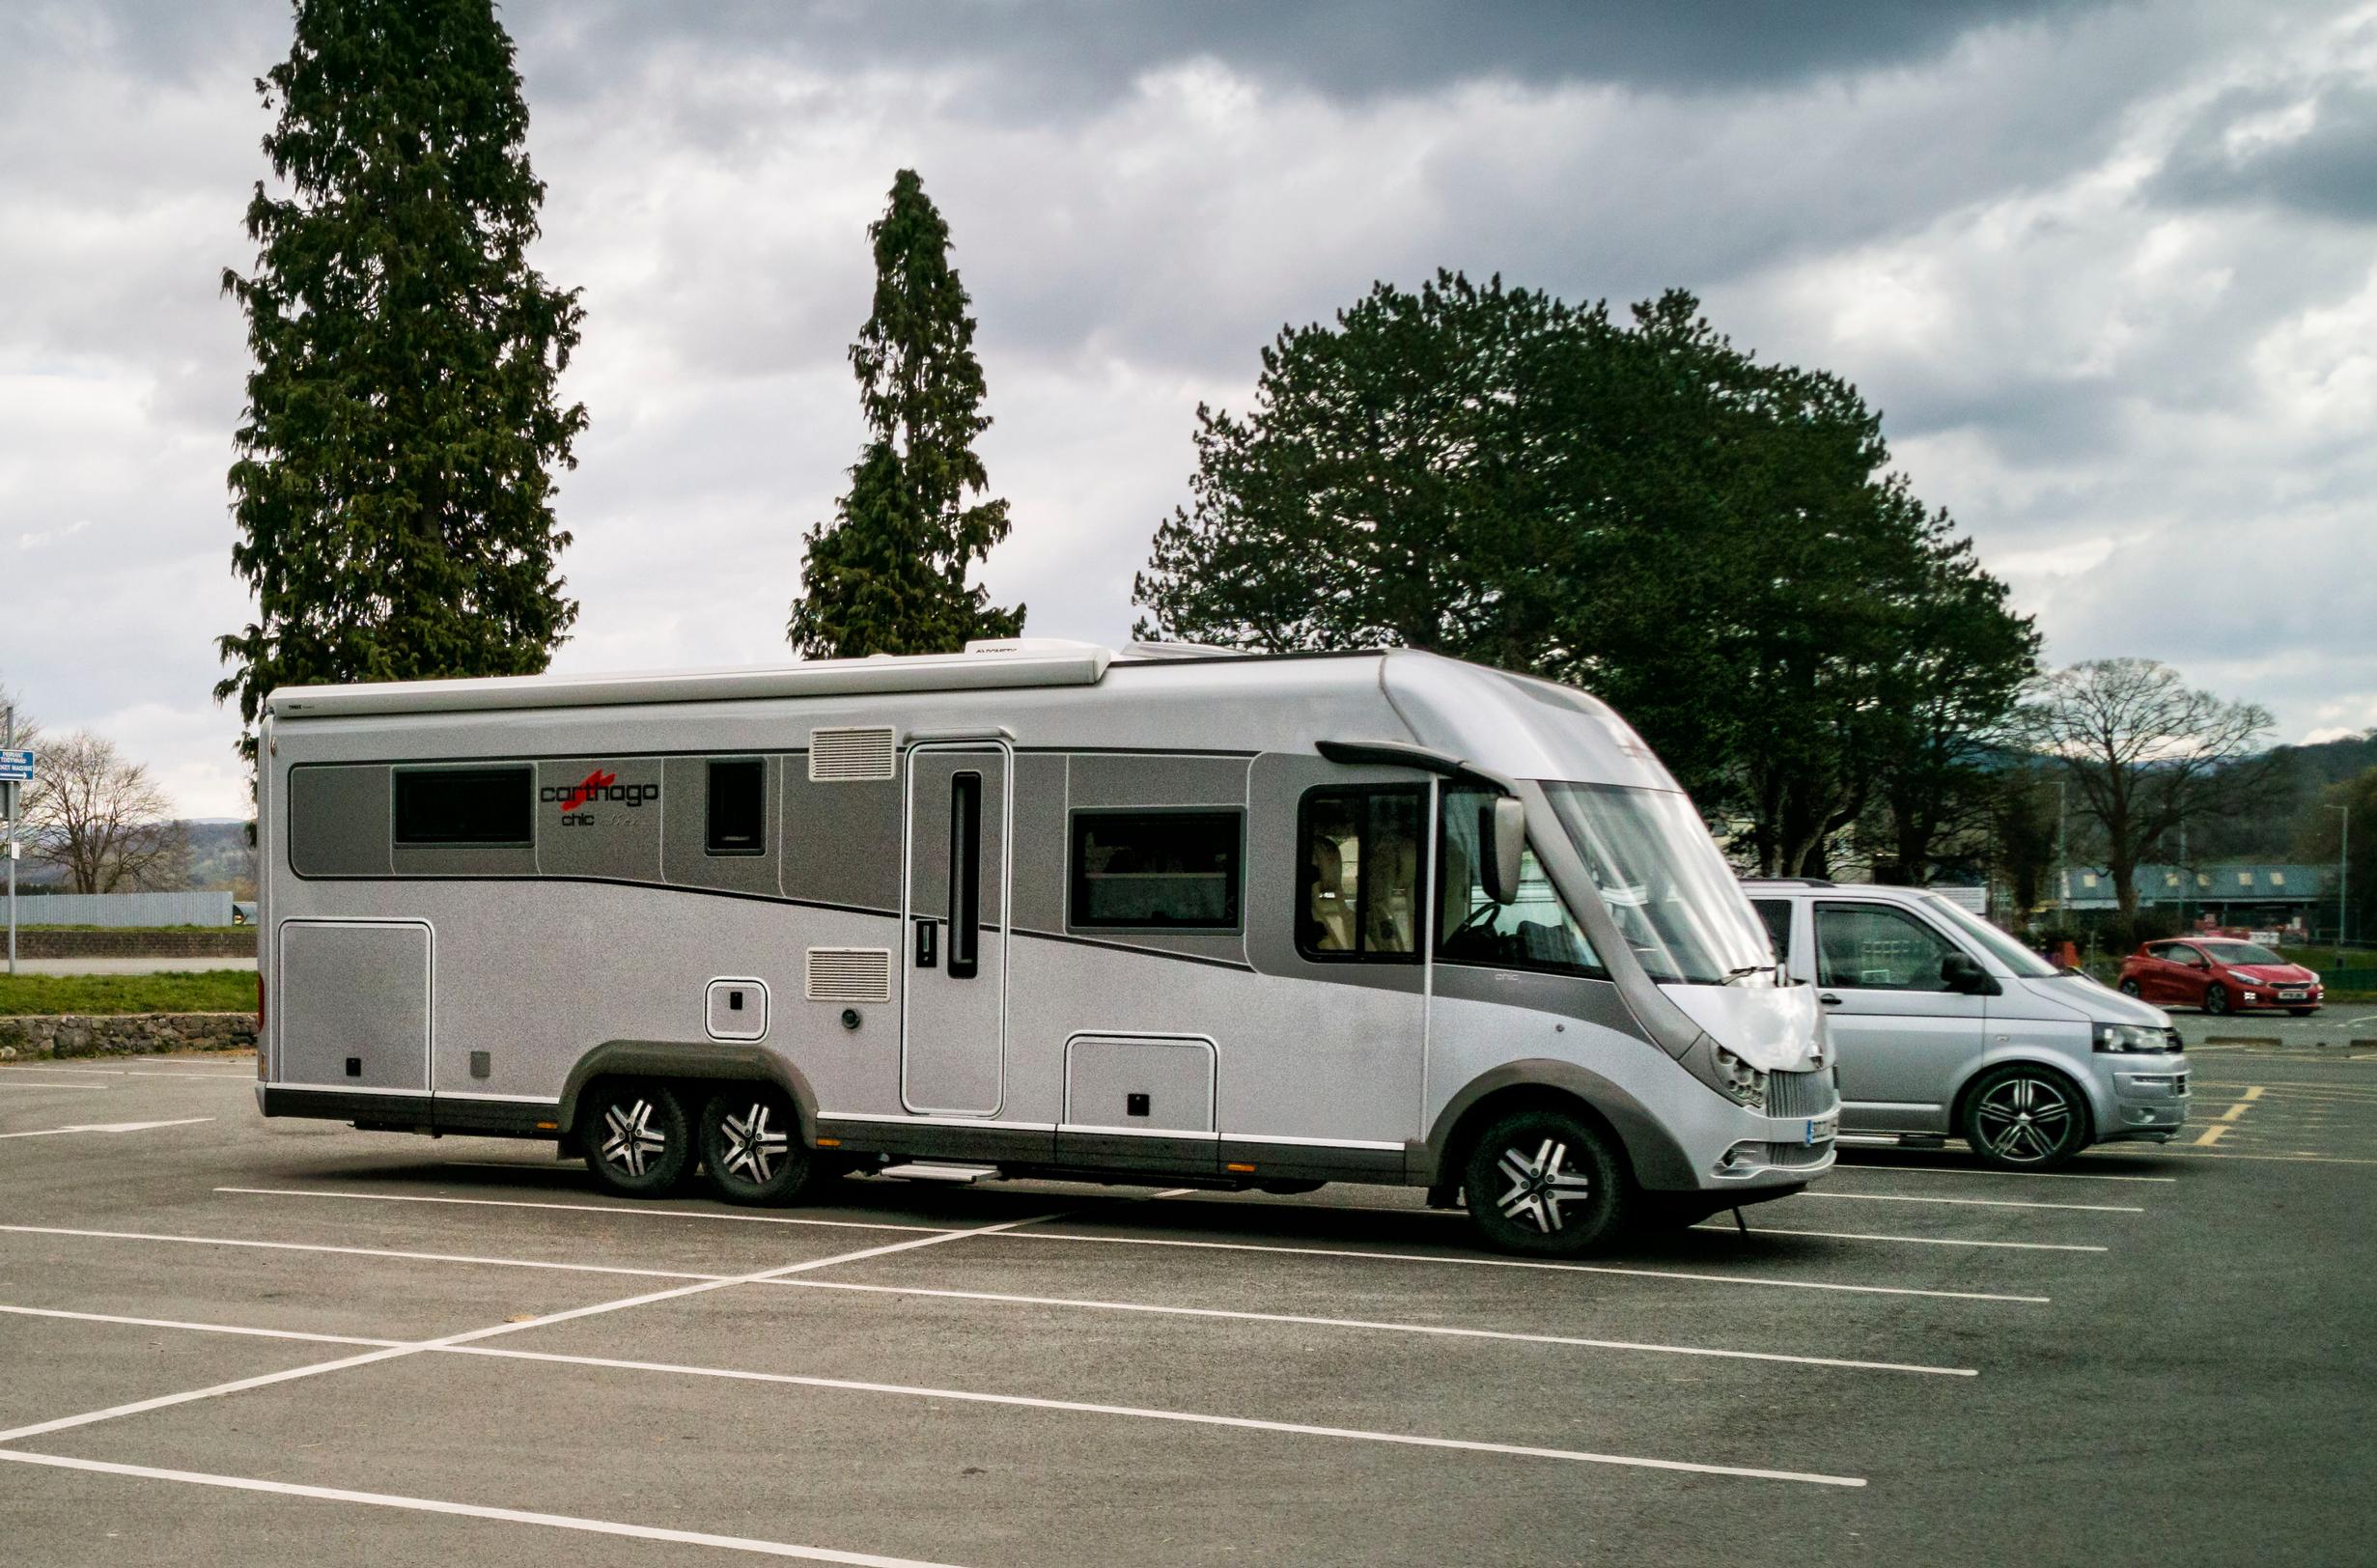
[
  {"x1": 0, "y1": 1012, "x2": 257, "y2": 1059},
  {"x1": 11, "y1": 929, "x2": 257, "y2": 959}
]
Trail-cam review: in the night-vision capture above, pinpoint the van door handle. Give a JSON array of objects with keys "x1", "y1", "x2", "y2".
[{"x1": 1818, "y1": 993, "x2": 1843, "y2": 1007}]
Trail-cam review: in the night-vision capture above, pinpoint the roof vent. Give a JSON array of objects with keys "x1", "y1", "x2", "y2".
[
  {"x1": 805, "y1": 947, "x2": 892, "y2": 1003},
  {"x1": 809, "y1": 726, "x2": 897, "y2": 782}
]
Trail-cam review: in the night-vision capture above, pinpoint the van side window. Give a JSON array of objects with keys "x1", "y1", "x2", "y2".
[
  {"x1": 705, "y1": 759, "x2": 766, "y2": 855},
  {"x1": 1436, "y1": 785, "x2": 1603, "y2": 976},
  {"x1": 1815, "y1": 903, "x2": 1958, "y2": 993},
  {"x1": 1298, "y1": 787, "x2": 1423, "y2": 961},
  {"x1": 1069, "y1": 811, "x2": 1243, "y2": 929},
  {"x1": 1751, "y1": 899, "x2": 1793, "y2": 963},
  {"x1": 392, "y1": 767, "x2": 532, "y2": 846}
]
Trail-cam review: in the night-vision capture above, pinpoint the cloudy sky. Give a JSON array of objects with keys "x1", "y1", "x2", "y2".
[{"x1": 3, "y1": 0, "x2": 2371, "y2": 817}]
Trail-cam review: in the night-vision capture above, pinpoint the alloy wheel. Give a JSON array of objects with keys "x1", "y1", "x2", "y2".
[
  {"x1": 1972, "y1": 1075, "x2": 2075, "y2": 1164},
  {"x1": 716, "y1": 1099, "x2": 792, "y2": 1186},
  {"x1": 599, "y1": 1096, "x2": 669, "y2": 1178},
  {"x1": 1494, "y1": 1136, "x2": 1596, "y2": 1234}
]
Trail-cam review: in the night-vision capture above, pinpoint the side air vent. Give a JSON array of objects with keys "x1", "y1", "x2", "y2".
[
  {"x1": 808, "y1": 726, "x2": 898, "y2": 782},
  {"x1": 805, "y1": 946, "x2": 893, "y2": 1003}
]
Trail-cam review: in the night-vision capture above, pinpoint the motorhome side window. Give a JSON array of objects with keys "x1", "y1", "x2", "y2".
[
  {"x1": 391, "y1": 766, "x2": 532, "y2": 846},
  {"x1": 706, "y1": 759, "x2": 766, "y2": 854},
  {"x1": 1436, "y1": 785, "x2": 1604, "y2": 977},
  {"x1": 1298, "y1": 787, "x2": 1422, "y2": 961},
  {"x1": 1069, "y1": 811, "x2": 1243, "y2": 929}
]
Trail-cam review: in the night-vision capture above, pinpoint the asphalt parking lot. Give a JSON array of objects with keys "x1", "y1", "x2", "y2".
[{"x1": 2, "y1": 1044, "x2": 2371, "y2": 1566}]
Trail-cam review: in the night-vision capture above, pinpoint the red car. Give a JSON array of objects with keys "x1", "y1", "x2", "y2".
[{"x1": 2117, "y1": 938, "x2": 2323, "y2": 1017}]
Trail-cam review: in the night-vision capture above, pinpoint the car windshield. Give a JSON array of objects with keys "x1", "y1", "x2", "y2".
[
  {"x1": 2200, "y1": 940, "x2": 2283, "y2": 966},
  {"x1": 1920, "y1": 894, "x2": 2060, "y2": 978},
  {"x1": 1543, "y1": 783, "x2": 1775, "y2": 984}
]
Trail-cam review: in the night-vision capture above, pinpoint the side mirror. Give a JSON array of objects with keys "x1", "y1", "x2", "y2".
[
  {"x1": 1941, "y1": 951, "x2": 1996, "y2": 994},
  {"x1": 1480, "y1": 797, "x2": 1527, "y2": 906}
]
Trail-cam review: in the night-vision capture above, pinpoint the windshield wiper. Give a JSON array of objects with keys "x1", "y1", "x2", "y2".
[{"x1": 1720, "y1": 964, "x2": 1777, "y2": 986}]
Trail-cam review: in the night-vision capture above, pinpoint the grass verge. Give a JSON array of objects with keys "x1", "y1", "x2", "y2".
[{"x1": 0, "y1": 969, "x2": 258, "y2": 1017}]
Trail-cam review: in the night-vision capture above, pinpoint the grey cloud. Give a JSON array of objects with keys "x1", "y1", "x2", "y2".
[{"x1": 2154, "y1": 81, "x2": 2377, "y2": 222}]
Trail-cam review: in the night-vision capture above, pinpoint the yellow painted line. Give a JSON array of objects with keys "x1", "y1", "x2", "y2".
[
  {"x1": 2191, "y1": 1124, "x2": 2231, "y2": 1147},
  {"x1": 2097, "y1": 1148, "x2": 2377, "y2": 1166}
]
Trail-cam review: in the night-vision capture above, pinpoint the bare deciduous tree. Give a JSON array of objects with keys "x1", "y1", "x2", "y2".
[
  {"x1": 2027, "y1": 658, "x2": 2278, "y2": 920},
  {"x1": 21, "y1": 732, "x2": 190, "y2": 894}
]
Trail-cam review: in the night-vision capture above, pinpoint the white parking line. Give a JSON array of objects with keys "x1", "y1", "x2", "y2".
[
  {"x1": 0, "y1": 1082, "x2": 102, "y2": 1091},
  {"x1": 0, "y1": 1223, "x2": 729, "y2": 1283},
  {"x1": 0, "y1": 1118, "x2": 214, "y2": 1140},
  {"x1": 1830, "y1": 1162, "x2": 2176, "y2": 1185},
  {"x1": 0, "y1": 1450, "x2": 969, "y2": 1568},
  {"x1": 983, "y1": 1229, "x2": 2048, "y2": 1302},
  {"x1": 1797, "y1": 1191, "x2": 2142, "y2": 1215},
  {"x1": 0, "y1": 1302, "x2": 397, "y2": 1349},
  {"x1": 0, "y1": 1211, "x2": 1063, "y2": 1447},
  {"x1": 445, "y1": 1343, "x2": 1868, "y2": 1487},
  {"x1": 217, "y1": 1186, "x2": 955, "y2": 1237},
  {"x1": 1694, "y1": 1222, "x2": 2108, "y2": 1253},
  {"x1": 751, "y1": 1277, "x2": 1975, "y2": 1376}
]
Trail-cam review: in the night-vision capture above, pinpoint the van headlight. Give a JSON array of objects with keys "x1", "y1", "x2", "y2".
[
  {"x1": 1713, "y1": 1045, "x2": 1768, "y2": 1109},
  {"x1": 2094, "y1": 1023, "x2": 2172, "y2": 1054}
]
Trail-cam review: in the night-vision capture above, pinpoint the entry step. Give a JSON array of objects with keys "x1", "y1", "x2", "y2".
[{"x1": 879, "y1": 1162, "x2": 998, "y2": 1184}]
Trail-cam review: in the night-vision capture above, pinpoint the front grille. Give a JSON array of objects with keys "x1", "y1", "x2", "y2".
[
  {"x1": 1768, "y1": 1068, "x2": 1836, "y2": 1119},
  {"x1": 1763, "y1": 1139, "x2": 1832, "y2": 1168}
]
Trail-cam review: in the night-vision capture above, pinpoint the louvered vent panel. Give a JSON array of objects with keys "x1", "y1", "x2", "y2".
[
  {"x1": 808, "y1": 726, "x2": 898, "y2": 782},
  {"x1": 805, "y1": 947, "x2": 893, "y2": 1003}
]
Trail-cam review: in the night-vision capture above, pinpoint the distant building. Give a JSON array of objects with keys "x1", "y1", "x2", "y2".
[{"x1": 2056, "y1": 864, "x2": 2328, "y2": 932}]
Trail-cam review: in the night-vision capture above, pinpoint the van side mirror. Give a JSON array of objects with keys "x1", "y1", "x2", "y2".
[
  {"x1": 1480, "y1": 797, "x2": 1527, "y2": 906},
  {"x1": 1941, "y1": 951, "x2": 1997, "y2": 994}
]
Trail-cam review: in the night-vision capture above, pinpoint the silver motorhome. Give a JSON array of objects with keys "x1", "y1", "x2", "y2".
[{"x1": 256, "y1": 641, "x2": 1837, "y2": 1254}]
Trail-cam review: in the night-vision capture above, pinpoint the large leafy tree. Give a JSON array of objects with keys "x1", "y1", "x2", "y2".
[
  {"x1": 217, "y1": 0, "x2": 586, "y2": 764},
  {"x1": 1135, "y1": 274, "x2": 2034, "y2": 875},
  {"x1": 790, "y1": 170, "x2": 1021, "y2": 657}
]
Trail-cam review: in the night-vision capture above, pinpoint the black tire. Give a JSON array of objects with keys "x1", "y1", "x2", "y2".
[
  {"x1": 698, "y1": 1085, "x2": 827, "y2": 1206},
  {"x1": 2203, "y1": 983, "x2": 2229, "y2": 1016},
  {"x1": 2117, "y1": 978, "x2": 2142, "y2": 997},
  {"x1": 1960, "y1": 1064, "x2": 2088, "y2": 1170},
  {"x1": 582, "y1": 1079, "x2": 692, "y2": 1197},
  {"x1": 1461, "y1": 1106, "x2": 1626, "y2": 1257},
  {"x1": 1256, "y1": 1180, "x2": 1326, "y2": 1196}
]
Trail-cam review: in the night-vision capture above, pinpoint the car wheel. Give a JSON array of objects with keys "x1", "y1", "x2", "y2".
[
  {"x1": 698, "y1": 1085, "x2": 825, "y2": 1205},
  {"x1": 1962, "y1": 1066, "x2": 2087, "y2": 1170},
  {"x1": 2117, "y1": 978, "x2": 2142, "y2": 997},
  {"x1": 2203, "y1": 983, "x2": 2229, "y2": 1016},
  {"x1": 582, "y1": 1080, "x2": 692, "y2": 1197},
  {"x1": 1462, "y1": 1106, "x2": 1626, "y2": 1257}
]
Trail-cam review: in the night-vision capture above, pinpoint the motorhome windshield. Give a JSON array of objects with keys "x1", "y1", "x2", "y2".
[
  {"x1": 1544, "y1": 783, "x2": 1774, "y2": 985},
  {"x1": 1921, "y1": 893, "x2": 2060, "y2": 978}
]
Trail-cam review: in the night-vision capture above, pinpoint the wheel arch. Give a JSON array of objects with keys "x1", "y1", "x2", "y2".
[
  {"x1": 1420, "y1": 1058, "x2": 1695, "y2": 1191},
  {"x1": 560, "y1": 1041, "x2": 821, "y2": 1147},
  {"x1": 1949, "y1": 1055, "x2": 2099, "y2": 1147}
]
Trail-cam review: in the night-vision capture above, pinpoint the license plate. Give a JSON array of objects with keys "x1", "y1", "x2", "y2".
[
  {"x1": 2278, "y1": 989, "x2": 2306, "y2": 1000},
  {"x1": 1805, "y1": 1114, "x2": 1837, "y2": 1146}
]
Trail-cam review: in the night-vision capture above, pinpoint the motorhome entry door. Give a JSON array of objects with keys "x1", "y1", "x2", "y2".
[{"x1": 900, "y1": 742, "x2": 1011, "y2": 1116}]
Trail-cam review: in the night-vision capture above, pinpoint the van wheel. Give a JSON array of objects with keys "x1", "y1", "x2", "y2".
[
  {"x1": 1962, "y1": 1066, "x2": 2086, "y2": 1170},
  {"x1": 1462, "y1": 1107, "x2": 1625, "y2": 1256},
  {"x1": 698, "y1": 1087, "x2": 822, "y2": 1205},
  {"x1": 583, "y1": 1081, "x2": 692, "y2": 1197}
]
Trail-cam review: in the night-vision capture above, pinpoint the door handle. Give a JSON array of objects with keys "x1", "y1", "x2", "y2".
[{"x1": 1818, "y1": 993, "x2": 1843, "y2": 1006}]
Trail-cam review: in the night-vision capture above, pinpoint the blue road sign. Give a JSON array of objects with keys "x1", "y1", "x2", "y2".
[{"x1": 0, "y1": 750, "x2": 33, "y2": 782}]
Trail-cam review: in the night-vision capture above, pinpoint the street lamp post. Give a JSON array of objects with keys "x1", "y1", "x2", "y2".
[{"x1": 2331, "y1": 803, "x2": 2351, "y2": 952}]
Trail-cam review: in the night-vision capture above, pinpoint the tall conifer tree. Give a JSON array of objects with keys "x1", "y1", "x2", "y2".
[
  {"x1": 217, "y1": 0, "x2": 586, "y2": 763},
  {"x1": 790, "y1": 169, "x2": 1021, "y2": 657}
]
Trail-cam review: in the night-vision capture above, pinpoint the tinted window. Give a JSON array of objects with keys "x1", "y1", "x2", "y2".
[
  {"x1": 1752, "y1": 899, "x2": 1793, "y2": 963},
  {"x1": 1437, "y1": 785, "x2": 1602, "y2": 976},
  {"x1": 1815, "y1": 903, "x2": 1959, "y2": 993},
  {"x1": 706, "y1": 759, "x2": 766, "y2": 854},
  {"x1": 1299, "y1": 788, "x2": 1422, "y2": 960},
  {"x1": 393, "y1": 767, "x2": 532, "y2": 846},
  {"x1": 1069, "y1": 811, "x2": 1242, "y2": 929}
]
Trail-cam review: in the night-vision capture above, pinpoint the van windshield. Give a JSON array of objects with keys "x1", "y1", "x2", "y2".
[
  {"x1": 1920, "y1": 893, "x2": 2060, "y2": 978},
  {"x1": 1543, "y1": 783, "x2": 1775, "y2": 985}
]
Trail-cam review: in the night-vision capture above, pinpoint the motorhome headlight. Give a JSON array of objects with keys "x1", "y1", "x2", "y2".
[
  {"x1": 1713, "y1": 1045, "x2": 1768, "y2": 1109},
  {"x1": 2093, "y1": 1022, "x2": 2169, "y2": 1054}
]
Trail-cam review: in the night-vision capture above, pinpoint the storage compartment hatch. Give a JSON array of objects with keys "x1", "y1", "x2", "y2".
[{"x1": 276, "y1": 920, "x2": 432, "y2": 1092}]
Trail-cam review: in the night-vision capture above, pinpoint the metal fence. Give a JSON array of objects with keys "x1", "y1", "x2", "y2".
[{"x1": 9, "y1": 890, "x2": 236, "y2": 927}]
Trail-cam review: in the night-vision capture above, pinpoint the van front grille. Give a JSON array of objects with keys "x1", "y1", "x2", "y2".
[
  {"x1": 1768, "y1": 1068, "x2": 1837, "y2": 1119},
  {"x1": 805, "y1": 947, "x2": 892, "y2": 1003}
]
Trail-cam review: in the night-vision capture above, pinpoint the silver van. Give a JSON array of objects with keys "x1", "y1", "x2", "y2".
[{"x1": 1743, "y1": 881, "x2": 2189, "y2": 1168}]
